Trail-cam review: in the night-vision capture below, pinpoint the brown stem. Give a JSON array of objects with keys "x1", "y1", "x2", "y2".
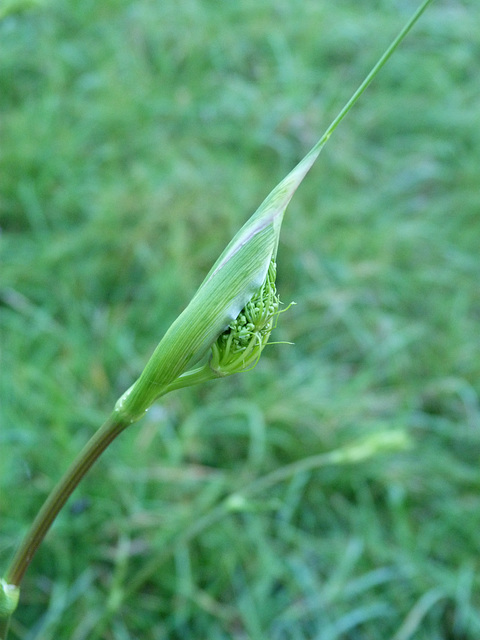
[{"x1": 5, "y1": 413, "x2": 130, "y2": 587}]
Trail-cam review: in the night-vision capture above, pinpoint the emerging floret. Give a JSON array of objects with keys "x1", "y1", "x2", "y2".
[{"x1": 210, "y1": 260, "x2": 280, "y2": 376}]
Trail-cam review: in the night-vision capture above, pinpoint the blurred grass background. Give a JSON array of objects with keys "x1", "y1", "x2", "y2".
[{"x1": 1, "y1": 0, "x2": 479, "y2": 638}]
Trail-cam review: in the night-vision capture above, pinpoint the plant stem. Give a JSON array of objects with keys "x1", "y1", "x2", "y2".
[
  {"x1": 297, "y1": 0, "x2": 434, "y2": 172},
  {"x1": 4, "y1": 412, "x2": 130, "y2": 588},
  {"x1": 317, "y1": 0, "x2": 433, "y2": 150}
]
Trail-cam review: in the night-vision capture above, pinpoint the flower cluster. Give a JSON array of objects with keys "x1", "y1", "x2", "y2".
[{"x1": 210, "y1": 260, "x2": 280, "y2": 376}]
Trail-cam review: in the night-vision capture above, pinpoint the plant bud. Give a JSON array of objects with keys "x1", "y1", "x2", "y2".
[
  {"x1": 210, "y1": 260, "x2": 280, "y2": 376},
  {"x1": 114, "y1": 123, "x2": 320, "y2": 423}
]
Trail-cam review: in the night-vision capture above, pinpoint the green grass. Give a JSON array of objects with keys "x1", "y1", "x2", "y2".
[{"x1": 1, "y1": 0, "x2": 480, "y2": 638}]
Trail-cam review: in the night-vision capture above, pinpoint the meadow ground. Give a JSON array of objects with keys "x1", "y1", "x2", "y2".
[{"x1": 1, "y1": 1, "x2": 479, "y2": 638}]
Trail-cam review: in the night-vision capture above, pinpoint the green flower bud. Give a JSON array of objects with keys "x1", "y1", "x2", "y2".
[
  {"x1": 210, "y1": 260, "x2": 280, "y2": 376},
  {"x1": 114, "y1": 150, "x2": 317, "y2": 424}
]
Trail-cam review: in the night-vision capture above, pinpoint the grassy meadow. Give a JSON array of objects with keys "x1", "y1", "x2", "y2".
[{"x1": 1, "y1": 0, "x2": 480, "y2": 638}]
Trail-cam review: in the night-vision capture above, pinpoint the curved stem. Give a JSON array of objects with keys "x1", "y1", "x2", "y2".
[{"x1": 4, "y1": 412, "x2": 130, "y2": 588}]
